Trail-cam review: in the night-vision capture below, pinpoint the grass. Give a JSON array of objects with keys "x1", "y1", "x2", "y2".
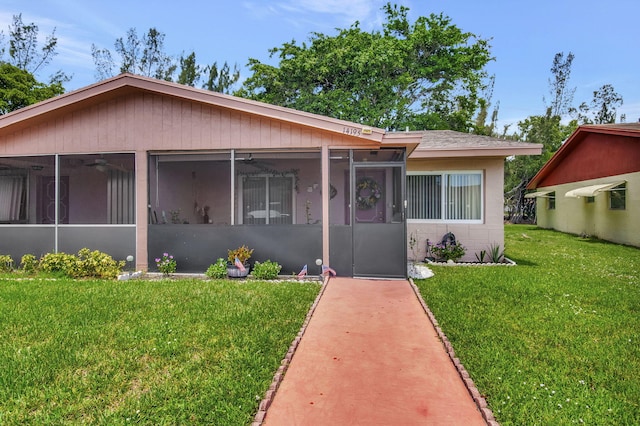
[
  {"x1": 414, "y1": 225, "x2": 640, "y2": 425},
  {"x1": 0, "y1": 278, "x2": 320, "y2": 425}
]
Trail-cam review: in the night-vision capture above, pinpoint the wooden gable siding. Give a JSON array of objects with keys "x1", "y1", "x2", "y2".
[
  {"x1": 0, "y1": 91, "x2": 377, "y2": 155},
  {"x1": 537, "y1": 133, "x2": 640, "y2": 187}
]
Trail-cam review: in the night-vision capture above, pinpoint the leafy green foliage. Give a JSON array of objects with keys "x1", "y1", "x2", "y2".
[
  {"x1": 38, "y1": 249, "x2": 124, "y2": 279},
  {"x1": 19, "y1": 254, "x2": 38, "y2": 274},
  {"x1": 578, "y1": 84, "x2": 624, "y2": 124},
  {"x1": 227, "y1": 245, "x2": 253, "y2": 264},
  {"x1": 0, "y1": 278, "x2": 320, "y2": 424},
  {"x1": 38, "y1": 252, "x2": 78, "y2": 276},
  {"x1": 0, "y1": 63, "x2": 65, "y2": 115},
  {"x1": 415, "y1": 225, "x2": 640, "y2": 425},
  {"x1": 252, "y1": 260, "x2": 283, "y2": 280},
  {"x1": 0, "y1": 254, "x2": 14, "y2": 272},
  {"x1": 205, "y1": 258, "x2": 227, "y2": 279},
  {"x1": 428, "y1": 240, "x2": 466, "y2": 262},
  {"x1": 237, "y1": 3, "x2": 492, "y2": 131},
  {"x1": 0, "y1": 13, "x2": 69, "y2": 85},
  {"x1": 75, "y1": 248, "x2": 125, "y2": 279}
]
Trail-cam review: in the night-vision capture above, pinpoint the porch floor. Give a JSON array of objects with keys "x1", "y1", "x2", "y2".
[{"x1": 259, "y1": 277, "x2": 488, "y2": 425}]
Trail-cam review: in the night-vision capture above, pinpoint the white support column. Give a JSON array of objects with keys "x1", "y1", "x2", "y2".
[{"x1": 321, "y1": 145, "x2": 330, "y2": 265}]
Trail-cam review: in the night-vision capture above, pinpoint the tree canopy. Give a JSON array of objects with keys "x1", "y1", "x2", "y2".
[
  {"x1": 0, "y1": 13, "x2": 69, "y2": 86},
  {"x1": 0, "y1": 63, "x2": 65, "y2": 115},
  {"x1": 236, "y1": 3, "x2": 493, "y2": 131},
  {"x1": 92, "y1": 27, "x2": 240, "y2": 94}
]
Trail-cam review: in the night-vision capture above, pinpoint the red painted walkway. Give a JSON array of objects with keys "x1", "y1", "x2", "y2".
[{"x1": 259, "y1": 277, "x2": 489, "y2": 425}]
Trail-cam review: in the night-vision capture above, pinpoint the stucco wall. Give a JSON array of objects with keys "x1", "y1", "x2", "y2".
[
  {"x1": 406, "y1": 157, "x2": 505, "y2": 262},
  {"x1": 536, "y1": 171, "x2": 639, "y2": 247}
]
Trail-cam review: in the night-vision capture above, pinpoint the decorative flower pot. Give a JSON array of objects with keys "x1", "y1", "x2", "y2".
[{"x1": 227, "y1": 263, "x2": 250, "y2": 278}]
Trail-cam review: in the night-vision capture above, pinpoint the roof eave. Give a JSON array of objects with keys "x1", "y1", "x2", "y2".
[{"x1": 410, "y1": 145, "x2": 542, "y2": 159}]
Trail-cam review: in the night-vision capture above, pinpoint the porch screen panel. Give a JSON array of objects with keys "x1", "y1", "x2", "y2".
[
  {"x1": 243, "y1": 177, "x2": 267, "y2": 223},
  {"x1": 269, "y1": 177, "x2": 293, "y2": 224},
  {"x1": 406, "y1": 174, "x2": 441, "y2": 220},
  {"x1": 446, "y1": 174, "x2": 481, "y2": 220},
  {"x1": 0, "y1": 175, "x2": 25, "y2": 222},
  {"x1": 108, "y1": 170, "x2": 135, "y2": 224}
]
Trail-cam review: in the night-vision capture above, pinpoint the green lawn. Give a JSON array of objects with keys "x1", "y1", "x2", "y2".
[
  {"x1": 0, "y1": 278, "x2": 320, "y2": 425},
  {"x1": 414, "y1": 225, "x2": 640, "y2": 425}
]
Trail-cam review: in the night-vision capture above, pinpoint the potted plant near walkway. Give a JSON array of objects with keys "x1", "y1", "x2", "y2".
[{"x1": 227, "y1": 245, "x2": 253, "y2": 278}]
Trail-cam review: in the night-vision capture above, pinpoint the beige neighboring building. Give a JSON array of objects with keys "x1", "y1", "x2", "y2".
[
  {"x1": 407, "y1": 131, "x2": 541, "y2": 262},
  {"x1": 0, "y1": 73, "x2": 541, "y2": 276},
  {"x1": 526, "y1": 123, "x2": 640, "y2": 247}
]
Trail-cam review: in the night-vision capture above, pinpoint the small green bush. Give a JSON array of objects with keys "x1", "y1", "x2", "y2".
[
  {"x1": 0, "y1": 254, "x2": 14, "y2": 272},
  {"x1": 252, "y1": 260, "x2": 282, "y2": 280},
  {"x1": 39, "y1": 252, "x2": 77, "y2": 276},
  {"x1": 75, "y1": 248, "x2": 124, "y2": 279},
  {"x1": 39, "y1": 249, "x2": 124, "y2": 279},
  {"x1": 205, "y1": 258, "x2": 227, "y2": 279},
  {"x1": 20, "y1": 254, "x2": 38, "y2": 273}
]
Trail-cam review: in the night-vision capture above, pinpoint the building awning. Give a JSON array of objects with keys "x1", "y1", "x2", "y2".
[
  {"x1": 564, "y1": 181, "x2": 626, "y2": 198},
  {"x1": 524, "y1": 190, "x2": 553, "y2": 199}
]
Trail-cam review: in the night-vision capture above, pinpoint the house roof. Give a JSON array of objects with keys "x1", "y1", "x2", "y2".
[
  {"x1": 527, "y1": 123, "x2": 640, "y2": 189},
  {"x1": 0, "y1": 73, "x2": 542, "y2": 158},
  {"x1": 0, "y1": 72, "x2": 392, "y2": 143},
  {"x1": 409, "y1": 130, "x2": 542, "y2": 158}
]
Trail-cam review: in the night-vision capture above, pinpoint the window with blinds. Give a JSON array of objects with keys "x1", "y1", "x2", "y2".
[
  {"x1": 241, "y1": 175, "x2": 294, "y2": 224},
  {"x1": 407, "y1": 172, "x2": 482, "y2": 222}
]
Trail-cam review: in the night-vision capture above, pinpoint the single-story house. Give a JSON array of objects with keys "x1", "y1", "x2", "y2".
[
  {"x1": 0, "y1": 73, "x2": 541, "y2": 277},
  {"x1": 526, "y1": 123, "x2": 639, "y2": 247}
]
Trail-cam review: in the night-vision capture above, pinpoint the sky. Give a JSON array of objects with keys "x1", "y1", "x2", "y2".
[{"x1": 1, "y1": 0, "x2": 639, "y2": 132}]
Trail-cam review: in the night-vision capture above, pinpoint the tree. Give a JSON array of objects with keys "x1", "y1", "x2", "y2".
[
  {"x1": 0, "y1": 14, "x2": 70, "y2": 85},
  {"x1": 0, "y1": 63, "x2": 65, "y2": 115},
  {"x1": 544, "y1": 51, "x2": 575, "y2": 118},
  {"x1": 93, "y1": 27, "x2": 176, "y2": 81},
  {"x1": 236, "y1": 3, "x2": 492, "y2": 131},
  {"x1": 203, "y1": 61, "x2": 240, "y2": 94},
  {"x1": 176, "y1": 51, "x2": 200, "y2": 86},
  {"x1": 578, "y1": 84, "x2": 623, "y2": 124},
  {"x1": 504, "y1": 109, "x2": 576, "y2": 222},
  {"x1": 92, "y1": 28, "x2": 240, "y2": 93}
]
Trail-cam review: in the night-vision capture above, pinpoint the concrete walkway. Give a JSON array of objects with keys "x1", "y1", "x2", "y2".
[{"x1": 257, "y1": 277, "x2": 493, "y2": 425}]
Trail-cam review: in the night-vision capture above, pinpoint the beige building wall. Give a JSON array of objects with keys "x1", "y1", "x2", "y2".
[
  {"x1": 536, "y1": 171, "x2": 639, "y2": 247},
  {"x1": 406, "y1": 157, "x2": 505, "y2": 262}
]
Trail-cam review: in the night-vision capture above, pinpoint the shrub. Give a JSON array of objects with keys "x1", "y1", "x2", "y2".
[
  {"x1": 205, "y1": 258, "x2": 227, "y2": 279},
  {"x1": 429, "y1": 241, "x2": 466, "y2": 262},
  {"x1": 38, "y1": 249, "x2": 124, "y2": 279},
  {"x1": 20, "y1": 254, "x2": 38, "y2": 273},
  {"x1": 0, "y1": 254, "x2": 14, "y2": 272},
  {"x1": 39, "y1": 252, "x2": 77, "y2": 276},
  {"x1": 252, "y1": 260, "x2": 282, "y2": 280},
  {"x1": 74, "y1": 248, "x2": 125, "y2": 279}
]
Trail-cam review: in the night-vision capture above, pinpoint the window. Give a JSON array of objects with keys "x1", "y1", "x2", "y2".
[
  {"x1": 0, "y1": 172, "x2": 26, "y2": 223},
  {"x1": 407, "y1": 172, "x2": 482, "y2": 222},
  {"x1": 585, "y1": 196, "x2": 595, "y2": 204},
  {"x1": 241, "y1": 175, "x2": 294, "y2": 224},
  {"x1": 609, "y1": 184, "x2": 626, "y2": 210},
  {"x1": 548, "y1": 192, "x2": 556, "y2": 210}
]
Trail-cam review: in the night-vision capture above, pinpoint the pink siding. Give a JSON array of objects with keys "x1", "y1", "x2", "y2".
[{"x1": 0, "y1": 91, "x2": 381, "y2": 156}]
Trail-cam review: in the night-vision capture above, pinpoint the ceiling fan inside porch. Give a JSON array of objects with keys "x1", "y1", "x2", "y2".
[{"x1": 84, "y1": 158, "x2": 127, "y2": 172}]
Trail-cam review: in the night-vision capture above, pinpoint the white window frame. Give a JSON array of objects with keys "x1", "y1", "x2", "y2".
[
  {"x1": 407, "y1": 170, "x2": 484, "y2": 224},
  {"x1": 608, "y1": 184, "x2": 626, "y2": 210},
  {"x1": 237, "y1": 173, "x2": 297, "y2": 224}
]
